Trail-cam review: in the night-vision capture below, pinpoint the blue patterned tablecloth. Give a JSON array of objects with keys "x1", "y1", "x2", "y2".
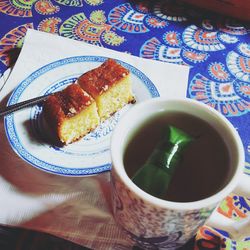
[{"x1": 0, "y1": 1, "x2": 249, "y2": 249}]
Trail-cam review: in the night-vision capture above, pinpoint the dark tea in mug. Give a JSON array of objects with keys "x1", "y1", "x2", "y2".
[{"x1": 123, "y1": 111, "x2": 232, "y2": 202}]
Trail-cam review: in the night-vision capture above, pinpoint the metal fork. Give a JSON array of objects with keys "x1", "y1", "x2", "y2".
[{"x1": 0, "y1": 94, "x2": 51, "y2": 117}]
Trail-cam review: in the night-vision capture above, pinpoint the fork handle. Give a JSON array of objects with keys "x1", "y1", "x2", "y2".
[{"x1": 0, "y1": 94, "x2": 50, "y2": 117}]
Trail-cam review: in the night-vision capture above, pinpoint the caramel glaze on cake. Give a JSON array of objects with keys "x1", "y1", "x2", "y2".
[
  {"x1": 78, "y1": 59, "x2": 130, "y2": 98},
  {"x1": 43, "y1": 84, "x2": 100, "y2": 144},
  {"x1": 46, "y1": 84, "x2": 93, "y2": 116}
]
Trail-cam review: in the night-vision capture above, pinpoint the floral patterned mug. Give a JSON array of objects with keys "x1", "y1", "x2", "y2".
[{"x1": 110, "y1": 98, "x2": 248, "y2": 250}]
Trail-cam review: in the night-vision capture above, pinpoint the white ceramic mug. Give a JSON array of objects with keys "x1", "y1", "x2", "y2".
[{"x1": 110, "y1": 98, "x2": 248, "y2": 250}]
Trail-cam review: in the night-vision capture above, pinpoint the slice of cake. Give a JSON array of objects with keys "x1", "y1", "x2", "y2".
[
  {"x1": 43, "y1": 84, "x2": 100, "y2": 145},
  {"x1": 77, "y1": 59, "x2": 135, "y2": 121},
  {"x1": 43, "y1": 59, "x2": 135, "y2": 145}
]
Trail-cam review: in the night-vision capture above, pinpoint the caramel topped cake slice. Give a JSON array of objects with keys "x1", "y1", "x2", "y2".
[
  {"x1": 78, "y1": 59, "x2": 135, "y2": 121},
  {"x1": 43, "y1": 59, "x2": 135, "y2": 145},
  {"x1": 43, "y1": 84, "x2": 99, "y2": 144}
]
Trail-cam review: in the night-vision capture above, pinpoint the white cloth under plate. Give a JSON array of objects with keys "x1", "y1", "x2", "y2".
[{"x1": 0, "y1": 29, "x2": 189, "y2": 249}]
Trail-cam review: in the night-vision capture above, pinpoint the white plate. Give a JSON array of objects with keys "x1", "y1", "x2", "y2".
[{"x1": 4, "y1": 56, "x2": 159, "y2": 176}]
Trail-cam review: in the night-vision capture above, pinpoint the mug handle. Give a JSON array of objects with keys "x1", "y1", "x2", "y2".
[
  {"x1": 207, "y1": 167, "x2": 249, "y2": 239},
  {"x1": 234, "y1": 169, "x2": 250, "y2": 197}
]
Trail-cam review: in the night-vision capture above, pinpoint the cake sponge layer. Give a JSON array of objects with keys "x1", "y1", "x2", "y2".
[
  {"x1": 59, "y1": 102, "x2": 99, "y2": 144},
  {"x1": 96, "y1": 75, "x2": 134, "y2": 121}
]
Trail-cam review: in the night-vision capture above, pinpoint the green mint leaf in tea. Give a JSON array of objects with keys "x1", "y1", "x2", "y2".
[{"x1": 131, "y1": 125, "x2": 194, "y2": 199}]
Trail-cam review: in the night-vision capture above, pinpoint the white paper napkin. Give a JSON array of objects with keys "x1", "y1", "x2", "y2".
[{"x1": 0, "y1": 29, "x2": 189, "y2": 249}]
